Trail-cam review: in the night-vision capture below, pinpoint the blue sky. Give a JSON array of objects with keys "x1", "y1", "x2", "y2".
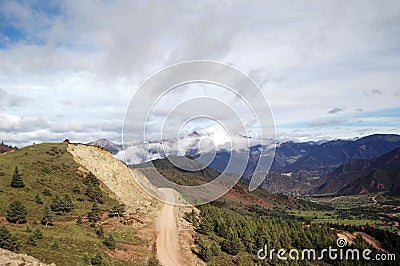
[{"x1": 0, "y1": 0, "x2": 400, "y2": 147}]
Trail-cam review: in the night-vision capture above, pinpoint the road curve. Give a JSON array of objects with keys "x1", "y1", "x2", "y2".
[{"x1": 156, "y1": 188, "x2": 187, "y2": 266}]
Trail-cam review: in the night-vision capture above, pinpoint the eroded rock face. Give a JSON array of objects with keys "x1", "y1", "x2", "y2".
[
  {"x1": 67, "y1": 143, "x2": 160, "y2": 225},
  {"x1": 0, "y1": 248, "x2": 56, "y2": 266}
]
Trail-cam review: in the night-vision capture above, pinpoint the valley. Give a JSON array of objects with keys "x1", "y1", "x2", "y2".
[{"x1": 0, "y1": 134, "x2": 399, "y2": 265}]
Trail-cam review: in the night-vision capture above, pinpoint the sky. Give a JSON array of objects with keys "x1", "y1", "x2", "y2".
[{"x1": 1, "y1": 0, "x2": 400, "y2": 148}]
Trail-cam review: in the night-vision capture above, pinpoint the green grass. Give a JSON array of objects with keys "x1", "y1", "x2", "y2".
[
  {"x1": 110, "y1": 227, "x2": 144, "y2": 245},
  {"x1": 0, "y1": 143, "x2": 119, "y2": 220},
  {"x1": 296, "y1": 194, "x2": 400, "y2": 232},
  {"x1": 0, "y1": 142, "x2": 149, "y2": 265}
]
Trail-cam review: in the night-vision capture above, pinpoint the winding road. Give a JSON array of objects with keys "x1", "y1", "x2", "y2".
[{"x1": 156, "y1": 188, "x2": 187, "y2": 266}]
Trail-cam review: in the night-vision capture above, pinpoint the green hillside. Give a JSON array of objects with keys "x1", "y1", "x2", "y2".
[
  {"x1": 0, "y1": 143, "x2": 150, "y2": 265},
  {"x1": 136, "y1": 157, "x2": 331, "y2": 214}
]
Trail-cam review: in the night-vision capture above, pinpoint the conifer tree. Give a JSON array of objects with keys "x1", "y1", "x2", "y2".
[
  {"x1": 41, "y1": 205, "x2": 53, "y2": 226},
  {"x1": 0, "y1": 225, "x2": 19, "y2": 251},
  {"x1": 6, "y1": 201, "x2": 27, "y2": 224},
  {"x1": 10, "y1": 166, "x2": 24, "y2": 188}
]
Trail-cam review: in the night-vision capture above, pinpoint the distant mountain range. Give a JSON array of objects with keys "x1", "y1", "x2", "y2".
[
  {"x1": 204, "y1": 134, "x2": 400, "y2": 176},
  {"x1": 92, "y1": 133, "x2": 400, "y2": 196},
  {"x1": 276, "y1": 134, "x2": 400, "y2": 172},
  {"x1": 311, "y1": 147, "x2": 400, "y2": 196}
]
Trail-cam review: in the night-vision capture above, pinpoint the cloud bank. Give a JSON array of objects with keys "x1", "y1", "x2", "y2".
[{"x1": 0, "y1": 0, "x2": 399, "y2": 147}]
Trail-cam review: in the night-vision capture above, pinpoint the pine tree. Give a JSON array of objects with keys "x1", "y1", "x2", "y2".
[
  {"x1": 196, "y1": 236, "x2": 213, "y2": 262},
  {"x1": 41, "y1": 205, "x2": 53, "y2": 226},
  {"x1": 51, "y1": 194, "x2": 73, "y2": 213},
  {"x1": 222, "y1": 228, "x2": 243, "y2": 255},
  {"x1": 88, "y1": 203, "x2": 102, "y2": 223},
  {"x1": 77, "y1": 215, "x2": 83, "y2": 225},
  {"x1": 0, "y1": 225, "x2": 20, "y2": 251},
  {"x1": 62, "y1": 194, "x2": 74, "y2": 213},
  {"x1": 10, "y1": 166, "x2": 24, "y2": 188},
  {"x1": 6, "y1": 201, "x2": 27, "y2": 224},
  {"x1": 50, "y1": 195, "x2": 64, "y2": 214}
]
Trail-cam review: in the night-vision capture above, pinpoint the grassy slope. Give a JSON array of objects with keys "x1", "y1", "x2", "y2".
[
  {"x1": 136, "y1": 157, "x2": 331, "y2": 216},
  {"x1": 0, "y1": 143, "x2": 147, "y2": 265}
]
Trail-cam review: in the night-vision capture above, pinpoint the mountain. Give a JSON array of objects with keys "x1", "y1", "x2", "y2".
[
  {"x1": 201, "y1": 134, "x2": 400, "y2": 177},
  {"x1": 87, "y1": 139, "x2": 123, "y2": 155},
  {"x1": 311, "y1": 147, "x2": 400, "y2": 196},
  {"x1": 283, "y1": 134, "x2": 400, "y2": 172}
]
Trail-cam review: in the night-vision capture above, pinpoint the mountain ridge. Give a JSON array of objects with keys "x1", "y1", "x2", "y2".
[{"x1": 311, "y1": 147, "x2": 400, "y2": 196}]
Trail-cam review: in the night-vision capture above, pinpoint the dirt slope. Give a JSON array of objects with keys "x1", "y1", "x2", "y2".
[
  {"x1": 67, "y1": 144, "x2": 201, "y2": 265},
  {"x1": 67, "y1": 143, "x2": 161, "y2": 224}
]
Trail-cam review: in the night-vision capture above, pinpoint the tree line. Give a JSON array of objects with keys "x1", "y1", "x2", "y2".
[{"x1": 189, "y1": 204, "x2": 399, "y2": 265}]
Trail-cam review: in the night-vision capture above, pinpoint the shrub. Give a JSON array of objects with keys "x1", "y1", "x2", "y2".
[
  {"x1": 103, "y1": 234, "x2": 116, "y2": 250},
  {"x1": 147, "y1": 255, "x2": 161, "y2": 266},
  {"x1": 91, "y1": 252, "x2": 103, "y2": 265},
  {"x1": 6, "y1": 201, "x2": 27, "y2": 224},
  {"x1": 34, "y1": 194, "x2": 43, "y2": 204},
  {"x1": 109, "y1": 205, "x2": 125, "y2": 218},
  {"x1": 96, "y1": 226, "x2": 104, "y2": 238},
  {"x1": 42, "y1": 188, "x2": 52, "y2": 196},
  {"x1": 76, "y1": 215, "x2": 83, "y2": 225},
  {"x1": 32, "y1": 228, "x2": 43, "y2": 239}
]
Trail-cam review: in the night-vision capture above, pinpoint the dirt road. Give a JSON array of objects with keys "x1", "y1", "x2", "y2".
[{"x1": 156, "y1": 188, "x2": 187, "y2": 266}]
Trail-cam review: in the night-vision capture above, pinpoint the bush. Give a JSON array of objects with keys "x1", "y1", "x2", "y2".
[
  {"x1": 109, "y1": 205, "x2": 125, "y2": 218},
  {"x1": 34, "y1": 194, "x2": 43, "y2": 204},
  {"x1": 91, "y1": 252, "x2": 103, "y2": 265},
  {"x1": 33, "y1": 228, "x2": 43, "y2": 239},
  {"x1": 0, "y1": 226, "x2": 20, "y2": 251},
  {"x1": 96, "y1": 226, "x2": 104, "y2": 238},
  {"x1": 27, "y1": 235, "x2": 37, "y2": 246},
  {"x1": 103, "y1": 234, "x2": 116, "y2": 250},
  {"x1": 147, "y1": 255, "x2": 161, "y2": 266},
  {"x1": 6, "y1": 201, "x2": 27, "y2": 224},
  {"x1": 42, "y1": 188, "x2": 52, "y2": 196},
  {"x1": 72, "y1": 185, "x2": 81, "y2": 194}
]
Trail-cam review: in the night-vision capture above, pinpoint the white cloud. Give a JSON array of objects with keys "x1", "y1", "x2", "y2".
[{"x1": 0, "y1": 0, "x2": 399, "y2": 147}]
